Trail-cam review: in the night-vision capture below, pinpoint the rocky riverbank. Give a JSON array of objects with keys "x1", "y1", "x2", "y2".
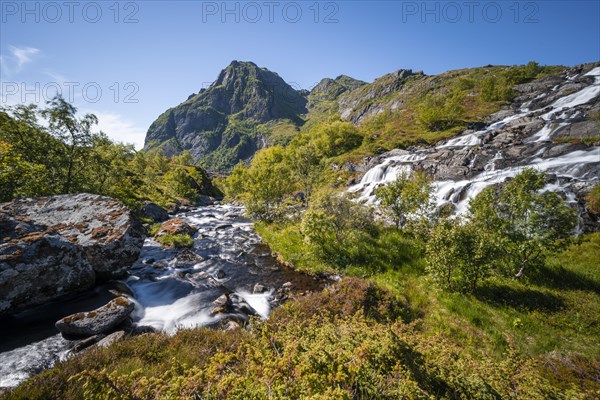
[{"x1": 0, "y1": 203, "x2": 329, "y2": 388}]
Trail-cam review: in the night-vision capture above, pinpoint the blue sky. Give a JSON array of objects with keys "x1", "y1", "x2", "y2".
[{"x1": 1, "y1": 0, "x2": 599, "y2": 148}]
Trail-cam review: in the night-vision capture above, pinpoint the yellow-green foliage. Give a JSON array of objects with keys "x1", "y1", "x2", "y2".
[
  {"x1": 221, "y1": 121, "x2": 359, "y2": 219},
  {"x1": 308, "y1": 120, "x2": 363, "y2": 157},
  {"x1": 147, "y1": 223, "x2": 162, "y2": 236},
  {"x1": 0, "y1": 140, "x2": 47, "y2": 200},
  {"x1": 301, "y1": 189, "x2": 378, "y2": 267},
  {"x1": 417, "y1": 90, "x2": 465, "y2": 131},
  {"x1": 258, "y1": 119, "x2": 300, "y2": 146},
  {"x1": 4, "y1": 277, "x2": 598, "y2": 399}
]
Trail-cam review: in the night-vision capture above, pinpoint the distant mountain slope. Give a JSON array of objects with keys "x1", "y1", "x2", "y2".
[
  {"x1": 144, "y1": 61, "x2": 308, "y2": 172},
  {"x1": 144, "y1": 61, "x2": 580, "y2": 173}
]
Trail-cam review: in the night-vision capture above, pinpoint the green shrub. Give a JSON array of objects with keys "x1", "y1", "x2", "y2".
[
  {"x1": 586, "y1": 184, "x2": 600, "y2": 214},
  {"x1": 469, "y1": 169, "x2": 578, "y2": 278},
  {"x1": 309, "y1": 120, "x2": 363, "y2": 157},
  {"x1": 242, "y1": 146, "x2": 293, "y2": 221},
  {"x1": 157, "y1": 233, "x2": 194, "y2": 248},
  {"x1": 301, "y1": 189, "x2": 378, "y2": 268},
  {"x1": 375, "y1": 170, "x2": 434, "y2": 231},
  {"x1": 417, "y1": 90, "x2": 465, "y2": 131},
  {"x1": 147, "y1": 223, "x2": 162, "y2": 236},
  {"x1": 426, "y1": 219, "x2": 498, "y2": 292}
]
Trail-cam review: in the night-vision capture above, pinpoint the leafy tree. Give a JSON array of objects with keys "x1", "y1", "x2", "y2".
[
  {"x1": 0, "y1": 99, "x2": 218, "y2": 210},
  {"x1": 243, "y1": 146, "x2": 293, "y2": 220},
  {"x1": 41, "y1": 96, "x2": 98, "y2": 193},
  {"x1": 310, "y1": 121, "x2": 363, "y2": 157},
  {"x1": 426, "y1": 219, "x2": 498, "y2": 292},
  {"x1": 222, "y1": 161, "x2": 249, "y2": 201},
  {"x1": 469, "y1": 169, "x2": 578, "y2": 278},
  {"x1": 84, "y1": 133, "x2": 141, "y2": 209},
  {"x1": 375, "y1": 171, "x2": 434, "y2": 230},
  {"x1": 0, "y1": 105, "x2": 65, "y2": 194},
  {"x1": 301, "y1": 189, "x2": 377, "y2": 267},
  {"x1": 173, "y1": 150, "x2": 195, "y2": 166},
  {"x1": 286, "y1": 140, "x2": 323, "y2": 204},
  {"x1": 0, "y1": 141, "x2": 47, "y2": 201}
]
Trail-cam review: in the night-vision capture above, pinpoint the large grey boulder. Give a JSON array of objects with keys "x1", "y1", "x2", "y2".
[
  {"x1": 55, "y1": 297, "x2": 135, "y2": 337},
  {"x1": 0, "y1": 193, "x2": 145, "y2": 316}
]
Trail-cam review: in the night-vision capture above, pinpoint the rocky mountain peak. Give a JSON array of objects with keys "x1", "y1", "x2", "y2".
[{"x1": 144, "y1": 61, "x2": 307, "y2": 172}]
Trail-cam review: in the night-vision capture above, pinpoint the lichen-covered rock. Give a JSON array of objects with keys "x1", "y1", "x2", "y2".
[
  {"x1": 157, "y1": 218, "x2": 196, "y2": 237},
  {"x1": 0, "y1": 193, "x2": 145, "y2": 316},
  {"x1": 55, "y1": 297, "x2": 135, "y2": 337},
  {"x1": 0, "y1": 232, "x2": 95, "y2": 315}
]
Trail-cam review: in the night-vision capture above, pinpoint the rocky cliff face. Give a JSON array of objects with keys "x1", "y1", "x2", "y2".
[
  {"x1": 144, "y1": 61, "x2": 308, "y2": 172},
  {"x1": 0, "y1": 194, "x2": 146, "y2": 316},
  {"x1": 348, "y1": 63, "x2": 600, "y2": 231}
]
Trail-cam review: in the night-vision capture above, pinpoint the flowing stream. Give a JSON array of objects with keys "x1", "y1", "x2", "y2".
[
  {"x1": 0, "y1": 204, "x2": 324, "y2": 388},
  {"x1": 349, "y1": 66, "x2": 600, "y2": 212}
]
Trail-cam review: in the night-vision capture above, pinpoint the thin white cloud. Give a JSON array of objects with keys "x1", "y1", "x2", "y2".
[
  {"x1": 10, "y1": 46, "x2": 40, "y2": 69},
  {"x1": 0, "y1": 45, "x2": 40, "y2": 77},
  {"x1": 88, "y1": 110, "x2": 147, "y2": 150}
]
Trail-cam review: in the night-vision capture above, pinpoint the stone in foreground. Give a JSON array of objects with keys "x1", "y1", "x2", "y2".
[
  {"x1": 0, "y1": 193, "x2": 145, "y2": 316},
  {"x1": 55, "y1": 297, "x2": 135, "y2": 337}
]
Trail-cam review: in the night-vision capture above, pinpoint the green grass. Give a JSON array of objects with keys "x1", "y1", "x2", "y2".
[
  {"x1": 147, "y1": 223, "x2": 162, "y2": 236},
  {"x1": 156, "y1": 233, "x2": 194, "y2": 248},
  {"x1": 552, "y1": 135, "x2": 600, "y2": 145},
  {"x1": 370, "y1": 233, "x2": 600, "y2": 359}
]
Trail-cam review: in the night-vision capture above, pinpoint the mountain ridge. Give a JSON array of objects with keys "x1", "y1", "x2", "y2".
[{"x1": 144, "y1": 60, "x2": 598, "y2": 173}]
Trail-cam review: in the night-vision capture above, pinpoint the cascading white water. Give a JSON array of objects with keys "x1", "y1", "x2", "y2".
[
  {"x1": 348, "y1": 154, "x2": 426, "y2": 203},
  {"x1": 541, "y1": 66, "x2": 600, "y2": 121},
  {"x1": 0, "y1": 204, "x2": 323, "y2": 388},
  {"x1": 349, "y1": 66, "x2": 600, "y2": 212}
]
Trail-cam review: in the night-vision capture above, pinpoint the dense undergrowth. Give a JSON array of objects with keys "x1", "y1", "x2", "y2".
[{"x1": 3, "y1": 263, "x2": 599, "y2": 399}]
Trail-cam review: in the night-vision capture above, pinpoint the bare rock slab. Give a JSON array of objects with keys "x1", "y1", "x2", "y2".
[{"x1": 56, "y1": 297, "x2": 135, "y2": 337}]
